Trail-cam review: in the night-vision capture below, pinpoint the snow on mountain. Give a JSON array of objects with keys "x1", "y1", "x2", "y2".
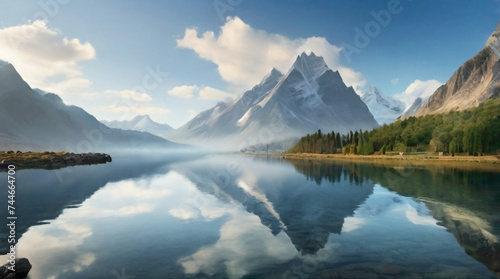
[
  {"x1": 0, "y1": 62, "x2": 182, "y2": 151},
  {"x1": 169, "y1": 67, "x2": 284, "y2": 145},
  {"x1": 400, "y1": 97, "x2": 427, "y2": 120},
  {"x1": 361, "y1": 86, "x2": 405, "y2": 125},
  {"x1": 101, "y1": 115, "x2": 173, "y2": 139},
  {"x1": 169, "y1": 52, "x2": 378, "y2": 150}
]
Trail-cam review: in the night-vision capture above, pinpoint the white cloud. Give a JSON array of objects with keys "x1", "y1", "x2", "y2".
[
  {"x1": 405, "y1": 204, "x2": 440, "y2": 227},
  {"x1": 0, "y1": 20, "x2": 95, "y2": 95},
  {"x1": 199, "y1": 86, "x2": 233, "y2": 100},
  {"x1": 168, "y1": 85, "x2": 232, "y2": 101},
  {"x1": 394, "y1": 79, "x2": 442, "y2": 108},
  {"x1": 168, "y1": 85, "x2": 198, "y2": 98},
  {"x1": 100, "y1": 103, "x2": 171, "y2": 115},
  {"x1": 179, "y1": 210, "x2": 297, "y2": 279},
  {"x1": 391, "y1": 78, "x2": 399, "y2": 85},
  {"x1": 177, "y1": 16, "x2": 366, "y2": 93},
  {"x1": 337, "y1": 66, "x2": 366, "y2": 93},
  {"x1": 169, "y1": 207, "x2": 200, "y2": 220},
  {"x1": 101, "y1": 89, "x2": 170, "y2": 118},
  {"x1": 105, "y1": 89, "x2": 152, "y2": 103},
  {"x1": 187, "y1": 109, "x2": 198, "y2": 118},
  {"x1": 342, "y1": 217, "x2": 366, "y2": 233}
]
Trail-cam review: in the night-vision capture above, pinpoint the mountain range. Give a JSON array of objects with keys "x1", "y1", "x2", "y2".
[
  {"x1": 0, "y1": 62, "x2": 182, "y2": 152},
  {"x1": 101, "y1": 115, "x2": 173, "y2": 139},
  {"x1": 169, "y1": 52, "x2": 379, "y2": 149},
  {"x1": 2, "y1": 22, "x2": 499, "y2": 152}
]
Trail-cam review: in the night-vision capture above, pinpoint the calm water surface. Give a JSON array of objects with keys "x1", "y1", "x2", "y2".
[{"x1": 0, "y1": 154, "x2": 499, "y2": 279}]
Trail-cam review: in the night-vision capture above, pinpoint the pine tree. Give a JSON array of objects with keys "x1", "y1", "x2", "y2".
[
  {"x1": 335, "y1": 133, "x2": 341, "y2": 150},
  {"x1": 357, "y1": 130, "x2": 365, "y2": 155}
]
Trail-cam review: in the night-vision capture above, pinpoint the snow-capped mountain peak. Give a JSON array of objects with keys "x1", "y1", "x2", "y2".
[
  {"x1": 291, "y1": 51, "x2": 329, "y2": 83},
  {"x1": 361, "y1": 86, "x2": 405, "y2": 125},
  {"x1": 170, "y1": 52, "x2": 379, "y2": 149},
  {"x1": 101, "y1": 114, "x2": 173, "y2": 139},
  {"x1": 259, "y1": 67, "x2": 283, "y2": 86},
  {"x1": 400, "y1": 97, "x2": 428, "y2": 119},
  {"x1": 133, "y1": 115, "x2": 156, "y2": 129}
]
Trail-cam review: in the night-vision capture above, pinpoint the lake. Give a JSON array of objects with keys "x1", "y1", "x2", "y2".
[{"x1": 0, "y1": 154, "x2": 499, "y2": 279}]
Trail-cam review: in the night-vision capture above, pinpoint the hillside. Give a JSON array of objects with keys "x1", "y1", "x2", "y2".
[
  {"x1": 289, "y1": 99, "x2": 500, "y2": 156},
  {"x1": 414, "y1": 22, "x2": 500, "y2": 117},
  {"x1": 0, "y1": 62, "x2": 182, "y2": 152}
]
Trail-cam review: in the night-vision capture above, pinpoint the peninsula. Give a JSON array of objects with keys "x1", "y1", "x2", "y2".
[{"x1": 0, "y1": 151, "x2": 112, "y2": 170}]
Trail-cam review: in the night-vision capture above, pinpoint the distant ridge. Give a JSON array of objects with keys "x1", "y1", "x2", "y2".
[
  {"x1": 101, "y1": 115, "x2": 173, "y2": 139},
  {"x1": 361, "y1": 86, "x2": 405, "y2": 125},
  {"x1": 0, "y1": 61, "x2": 183, "y2": 151}
]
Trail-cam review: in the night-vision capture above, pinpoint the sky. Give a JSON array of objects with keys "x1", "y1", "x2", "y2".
[{"x1": 0, "y1": 0, "x2": 498, "y2": 128}]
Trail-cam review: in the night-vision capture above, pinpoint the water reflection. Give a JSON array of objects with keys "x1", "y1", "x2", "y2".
[
  {"x1": 174, "y1": 155, "x2": 374, "y2": 256},
  {"x1": 0, "y1": 154, "x2": 497, "y2": 278},
  {"x1": 0, "y1": 153, "x2": 196, "y2": 254},
  {"x1": 287, "y1": 158, "x2": 500, "y2": 277}
]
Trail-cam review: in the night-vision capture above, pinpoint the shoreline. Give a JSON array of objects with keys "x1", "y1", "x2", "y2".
[
  {"x1": 284, "y1": 153, "x2": 500, "y2": 163},
  {"x1": 251, "y1": 152, "x2": 500, "y2": 173},
  {"x1": 0, "y1": 151, "x2": 112, "y2": 170}
]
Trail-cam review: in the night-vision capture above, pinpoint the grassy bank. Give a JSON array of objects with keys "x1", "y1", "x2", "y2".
[{"x1": 281, "y1": 153, "x2": 500, "y2": 173}]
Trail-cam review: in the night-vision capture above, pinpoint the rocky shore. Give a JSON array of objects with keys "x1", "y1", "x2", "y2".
[
  {"x1": 0, "y1": 258, "x2": 31, "y2": 278},
  {"x1": 0, "y1": 151, "x2": 112, "y2": 170}
]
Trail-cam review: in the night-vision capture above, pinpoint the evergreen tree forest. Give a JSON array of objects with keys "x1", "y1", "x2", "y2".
[{"x1": 288, "y1": 99, "x2": 500, "y2": 156}]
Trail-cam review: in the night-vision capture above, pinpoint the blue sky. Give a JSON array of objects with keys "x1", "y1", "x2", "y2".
[{"x1": 0, "y1": 0, "x2": 498, "y2": 127}]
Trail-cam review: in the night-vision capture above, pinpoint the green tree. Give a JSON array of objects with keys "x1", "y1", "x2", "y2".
[
  {"x1": 449, "y1": 140, "x2": 457, "y2": 156},
  {"x1": 380, "y1": 144, "x2": 386, "y2": 155},
  {"x1": 287, "y1": 99, "x2": 500, "y2": 155}
]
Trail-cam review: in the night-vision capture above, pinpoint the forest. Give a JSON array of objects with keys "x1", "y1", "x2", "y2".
[{"x1": 288, "y1": 99, "x2": 500, "y2": 156}]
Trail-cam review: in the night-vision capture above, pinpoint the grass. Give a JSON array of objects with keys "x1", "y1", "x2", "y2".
[
  {"x1": 0, "y1": 151, "x2": 69, "y2": 161},
  {"x1": 274, "y1": 152, "x2": 500, "y2": 173},
  {"x1": 0, "y1": 151, "x2": 111, "y2": 170}
]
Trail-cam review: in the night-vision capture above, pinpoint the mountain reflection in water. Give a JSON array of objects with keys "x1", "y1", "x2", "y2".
[{"x1": 0, "y1": 154, "x2": 497, "y2": 279}]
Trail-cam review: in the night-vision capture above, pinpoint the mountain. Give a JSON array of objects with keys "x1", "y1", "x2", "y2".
[
  {"x1": 170, "y1": 52, "x2": 378, "y2": 149},
  {"x1": 101, "y1": 115, "x2": 173, "y2": 139},
  {"x1": 361, "y1": 86, "x2": 405, "y2": 125},
  {"x1": 414, "y1": 22, "x2": 500, "y2": 117},
  {"x1": 0, "y1": 62, "x2": 182, "y2": 152},
  {"x1": 399, "y1": 97, "x2": 427, "y2": 120}
]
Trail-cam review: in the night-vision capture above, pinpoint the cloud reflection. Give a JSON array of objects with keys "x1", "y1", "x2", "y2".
[
  {"x1": 179, "y1": 209, "x2": 298, "y2": 279},
  {"x1": 341, "y1": 185, "x2": 442, "y2": 234},
  {"x1": 8, "y1": 171, "x2": 187, "y2": 279}
]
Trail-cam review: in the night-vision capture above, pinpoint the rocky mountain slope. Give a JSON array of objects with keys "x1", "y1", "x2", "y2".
[
  {"x1": 0, "y1": 62, "x2": 182, "y2": 152},
  {"x1": 414, "y1": 22, "x2": 500, "y2": 117}
]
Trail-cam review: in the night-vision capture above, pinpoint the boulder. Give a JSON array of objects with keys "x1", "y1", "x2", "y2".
[{"x1": 0, "y1": 258, "x2": 31, "y2": 278}]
